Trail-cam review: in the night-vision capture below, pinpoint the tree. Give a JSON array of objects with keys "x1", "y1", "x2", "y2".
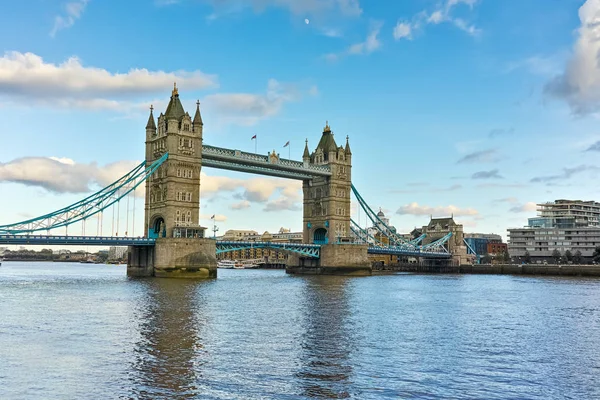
[
  {"x1": 481, "y1": 254, "x2": 492, "y2": 264},
  {"x1": 524, "y1": 251, "x2": 531, "y2": 264},
  {"x1": 502, "y1": 251, "x2": 511, "y2": 263},
  {"x1": 593, "y1": 246, "x2": 600, "y2": 263},
  {"x1": 573, "y1": 250, "x2": 583, "y2": 264},
  {"x1": 564, "y1": 250, "x2": 573, "y2": 263},
  {"x1": 552, "y1": 249, "x2": 561, "y2": 263}
]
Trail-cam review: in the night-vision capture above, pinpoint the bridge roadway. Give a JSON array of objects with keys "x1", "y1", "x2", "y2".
[{"x1": 0, "y1": 235, "x2": 451, "y2": 259}]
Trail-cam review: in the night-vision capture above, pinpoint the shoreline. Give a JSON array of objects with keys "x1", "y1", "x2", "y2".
[{"x1": 376, "y1": 263, "x2": 600, "y2": 277}]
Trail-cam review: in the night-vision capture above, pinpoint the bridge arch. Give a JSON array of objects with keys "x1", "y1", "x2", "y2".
[
  {"x1": 313, "y1": 228, "x2": 328, "y2": 245},
  {"x1": 150, "y1": 215, "x2": 166, "y2": 238}
]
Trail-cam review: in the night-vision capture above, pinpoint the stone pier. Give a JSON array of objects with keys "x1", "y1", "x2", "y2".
[
  {"x1": 286, "y1": 244, "x2": 371, "y2": 276},
  {"x1": 128, "y1": 238, "x2": 217, "y2": 279}
]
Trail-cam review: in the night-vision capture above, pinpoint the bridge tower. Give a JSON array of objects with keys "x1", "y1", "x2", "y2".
[
  {"x1": 302, "y1": 122, "x2": 352, "y2": 245},
  {"x1": 128, "y1": 85, "x2": 217, "y2": 278},
  {"x1": 288, "y1": 122, "x2": 370, "y2": 275}
]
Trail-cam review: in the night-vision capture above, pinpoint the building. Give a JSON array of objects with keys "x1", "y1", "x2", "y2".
[
  {"x1": 464, "y1": 233, "x2": 503, "y2": 259},
  {"x1": 108, "y1": 246, "x2": 128, "y2": 260},
  {"x1": 144, "y1": 84, "x2": 207, "y2": 240},
  {"x1": 422, "y1": 216, "x2": 471, "y2": 264},
  {"x1": 302, "y1": 122, "x2": 353, "y2": 244},
  {"x1": 508, "y1": 199, "x2": 600, "y2": 263},
  {"x1": 216, "y1": 228, "x2": 303, "y2": 264}
]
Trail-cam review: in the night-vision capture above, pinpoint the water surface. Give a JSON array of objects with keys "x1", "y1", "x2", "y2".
[{"x1": 1, "y1": 262, "x2": 599, "y2": 399}]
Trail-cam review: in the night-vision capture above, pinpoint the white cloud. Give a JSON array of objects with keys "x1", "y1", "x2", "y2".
[
  {"x1": 200, "y1": 213, "x2": 227, "y2": 222},
  {"x1": 509, "y1": 202, "x2": 537, "y2": 213},
  {"x1": 395, "y1": 0, "x2": 480, "y2": 41},
  {"x1": 348, "y1": 22, "x2": 383, "y2": 55},
  {"x1": 0, "y1": 51, "x2": 217, "y2": 107},
  {"x1": 50, "y1": 0, "x2": 89, "y2": 38},
  {"x1": 393, "y1": 21, "x2": 412, "y2": 40},
  {"x1": 396, "y1": 202, "x2": 479, "y2": 217},
  {"x1": 200, "y1": 171, "x2": 302, "y2": 210},
  {"x1": 325, "y1": 21, "x2": 382, "y2": 61},
  {"x1": 230, "y1": 200, "x2": 251, "y2": 210},
  {"x1": 203, "y1": 79, "x2": 301, "y2": 126},
  {"x1": 203, "y1": 0, "x2": 362, "y2": 18},
  {"x1": 0, "y1": 156, "x2": 140, "y2": 194},
  {"x1": 544, "y1": 0, "x2": 600, "y2": 114}
]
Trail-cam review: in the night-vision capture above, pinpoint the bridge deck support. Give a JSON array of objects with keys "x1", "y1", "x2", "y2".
[
  {"x1": 286, "y1": 244, "x2": 371, "y2": 276},
  {"x1": 128, "y1": 238, "x2": 217, "y2": 279}
]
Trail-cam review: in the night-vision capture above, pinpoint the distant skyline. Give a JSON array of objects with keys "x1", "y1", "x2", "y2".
[{"x1": 1, "y1": 0, "x2": 599, "y2": 242}]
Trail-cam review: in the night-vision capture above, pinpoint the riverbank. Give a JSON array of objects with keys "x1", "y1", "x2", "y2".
[{"x1": 385, "y1": 263, "x2": 600, "y2": 277}]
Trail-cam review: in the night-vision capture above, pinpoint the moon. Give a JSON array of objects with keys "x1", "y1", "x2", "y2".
[{"x1": 305, "y1": 18, "x2": 310, "y2": 24}]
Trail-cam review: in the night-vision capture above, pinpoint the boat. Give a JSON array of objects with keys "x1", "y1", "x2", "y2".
[
  {"x1": 218, "y1": 259, "x2": 260, "y2": 269},
  {"x1": 234, "y1": 259, "x2": 261, "y2": 269},
  {"x1": 217, "y1": 259, "x2": 237, "y2": 269}
]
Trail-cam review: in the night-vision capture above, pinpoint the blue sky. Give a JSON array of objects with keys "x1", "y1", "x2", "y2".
[{"x1": 1, "y1": 0, "x2": 599, "y2": 242}]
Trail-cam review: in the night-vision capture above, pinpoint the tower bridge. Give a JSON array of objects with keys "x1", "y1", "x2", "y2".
[{"x1": 0, "y1": 85, "x2": 458, "y2": 278}]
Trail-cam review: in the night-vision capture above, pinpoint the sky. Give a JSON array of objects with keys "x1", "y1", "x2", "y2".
[{"x1": 0, "y1": 0, "x2": 599, "y2": 243}]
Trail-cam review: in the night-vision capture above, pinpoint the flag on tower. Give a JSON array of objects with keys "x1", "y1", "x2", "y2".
[
  {"x1": 283, "y1": 141, "x2": 290, "y2": 147},
  {"x1": 210, "y1": 214, "x2": 215, "y2": 219},
  {"x1": 251, "y1": 134, "x2": 257, "y2": 140}
]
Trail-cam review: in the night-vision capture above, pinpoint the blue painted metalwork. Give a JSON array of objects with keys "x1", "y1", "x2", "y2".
[
  {"x1": 409, "y1": 233, "x2": 427, "y2": 245},
  {"x1": 351, "y1": 184, "x2": 452, "y2": 253},
  {"x1": 0, "y1": 153, "x2": 169, "y2": 235},
  {"x1": 0, "y1": 234, "x2": 155, "y2": 246},
  {"x1": 216, "y1": 240, "x2": 321, "y2": 258},
  {"x1": 201, "y1": 145, "x2": 331, "y2": 180},
  {"x1": 368, "y1": 247, "x2": 451, "y2": 258}
]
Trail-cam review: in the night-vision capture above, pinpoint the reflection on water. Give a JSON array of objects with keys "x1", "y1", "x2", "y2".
[
  {"x1": 127, "y1": 279, "x2": 209, "y2": 399},
  {"x1": 1, "y1": 262, "x2": 600, "y2": 399},
  {"x1": 296, "y1": 276, "x2": 354, "y2": 398}
]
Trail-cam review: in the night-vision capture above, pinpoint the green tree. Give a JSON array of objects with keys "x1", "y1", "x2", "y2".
[
  {"x1": 552, "y1": 249, "x2": 561, "y2": 263},
  {"x1": 573, "y1": 250, "x2": 583, "y2": 264},
  {"x1": 524, "y1": 251, "x2": 531, "y2": 264},
  {"x1": 564, "y1": 250, "x2": 573, "y2": 263},
  {"x1": 481, "y1": 254, "x2": 492, "y2": 264},
  {"x1": 593, "y1": 246, "x2": 600, "y2": 263}
]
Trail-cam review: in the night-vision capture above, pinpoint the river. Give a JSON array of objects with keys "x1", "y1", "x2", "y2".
[{"x1": 1, "y1": 261, "x2": 599, "y2": 399}]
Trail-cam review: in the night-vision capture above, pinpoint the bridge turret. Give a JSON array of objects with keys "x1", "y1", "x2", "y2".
[
  {"x1": 302, "y1": 139, "x2": 310, "y2": 166},
  {"x1": 193, "y1": 100, "x2": 203, "y2": 136},
  {"x1": 146, "y1": 105, "x2": 157, "y2": 140}
]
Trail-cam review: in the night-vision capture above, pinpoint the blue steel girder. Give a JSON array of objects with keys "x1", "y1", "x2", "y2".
[
  {"x1": 216, "y1": 240, "x2": 321, "y2": 258},
  {"x1": 368, "y1": 247, "x2": 451, "y2": 259},
  {"x1": 0, "y1": 153, "x2": 169, "y2": 235},
  {"x1": 0, "y1": 234, "x2": 155, "y2": 246},
  {"x1": 201, "y1": 145, "x2": 331, "y2": 180}
]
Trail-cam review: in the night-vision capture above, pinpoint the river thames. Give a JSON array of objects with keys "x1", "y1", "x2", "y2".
[{"x1": 1, "y1": 262, "x2": 599, "y2": 399}]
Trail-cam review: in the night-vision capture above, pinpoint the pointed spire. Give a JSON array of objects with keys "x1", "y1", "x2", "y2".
[
  {"x1": 303, "y1": 138, "x2": 310, "y2": 158},
  {"x1": 345, "y1": 135, "x2": 352, "y2": 155},
  {"x1": 146, "y1": 105, "x2": 156, "y2": 130},
  {"x1": 165, "y1": 85, "x2": 186, "y2": 121},
  {"x1": 193, "y1": 100, "x2": 203, "y2": 126}
]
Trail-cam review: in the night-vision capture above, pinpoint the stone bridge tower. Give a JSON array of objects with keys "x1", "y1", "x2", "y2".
[
  {"x1": 144, "y1": 84, "x2": 204, "y2": 239},
  {"x1": 129, "y1": 85, "x2": 216, "y2": 279},
  {"x1": 302, "y1": 122, "x2": 353, "y2": 245}
]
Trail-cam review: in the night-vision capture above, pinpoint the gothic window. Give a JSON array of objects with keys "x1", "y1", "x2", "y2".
[
  {"x1": 186, "y1": 211, "x2": 191, "y2": 223},
  {"x1": 184, "y1": 123, "x2": 190, "y2": 131},
  {"x1": 186, "y1": 193, "x2": 192, "y2": 202},
  {"x1": 177, "y1": 169, "x2": 181, "y2": 177}
]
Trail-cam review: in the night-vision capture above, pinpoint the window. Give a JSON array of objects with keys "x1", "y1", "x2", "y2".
[{"x1": 177, "y1": 169, "x2": 181, "y2": 177}]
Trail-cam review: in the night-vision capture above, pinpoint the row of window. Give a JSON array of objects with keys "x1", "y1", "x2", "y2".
[
  {"x1": 176, "y1": 192, "x2": 192, "y2": 202},
  {"x1": 152, "y1": 139, "x2": 167, "y2": 151},
  {"x1": 175, "y1": 210, "x2": 192, "y2": 226},
  {"x1": 335, "y1": 207, "x2": 347, "y2": 216},
  {"x1": 178, "y1": 138, "x2": 194, "y2": 148},
  {"x1": 176, "y1": 168, "x2": 193, "y2": 178}
]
